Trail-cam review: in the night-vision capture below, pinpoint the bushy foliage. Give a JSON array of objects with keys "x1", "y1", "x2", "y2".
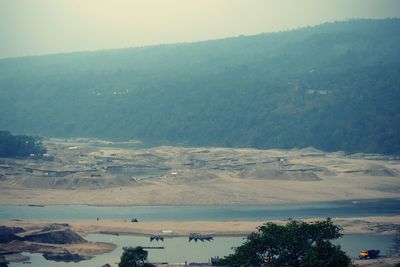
[
  {"x1": 391, "y1": 230, "x2": 400, "y2": 257},
  {"x1": 0, "y1": 255, "x2": 8, "y2": 267},
  {"x1": 220, "y1": 219, "x2": 351, "y2": 267},
  {"x1": 118, "y1": 246, "x2": 155, "y2": 267},
  {"x1": 1, "y1": 19, "x2": 399, "y2": 154},
  {"x1": 0, "y1": 131, "x2": 46, "y2": 157}
]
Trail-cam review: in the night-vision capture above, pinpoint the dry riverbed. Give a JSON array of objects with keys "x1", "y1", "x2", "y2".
[{"x1": 0, "y1": 138, "x2": 399, "y2": 205}]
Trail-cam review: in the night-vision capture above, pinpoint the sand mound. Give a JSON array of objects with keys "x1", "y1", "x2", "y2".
[
  {"x1": 9, "y1": 175, "x2": 134, "y2": 190},
  {"x1": 17, "y1": 224, "x2": 87, "y2": 244},
  {"x1": 22, "y1": 229, "x2": 86, "y2": 244},
  {"x1": 239, "y1": 167, "x2": 321, "y2": 181},
  {"x1": 163, "y1": 169, "x2": 219, "y2": 184},
  {"x1": 297, "y1": 147, "x2": 325, "y2": 156},
  {"x1": 345, "y1": 164, "x2": 398, "y2": 177}
]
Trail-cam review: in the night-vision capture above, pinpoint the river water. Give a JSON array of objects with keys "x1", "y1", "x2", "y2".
[{"x1": 1, "y1": 199, "x2": 399, "y2": 221}]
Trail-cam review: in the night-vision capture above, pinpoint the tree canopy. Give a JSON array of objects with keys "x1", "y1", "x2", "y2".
[
  {"x1": 118, "y1": 246, "x2": 155, "y2": 267},
  {"x1": 0, "y1": 131, "x2": 46, "y2": 158},
  {"x1": 221, "y1": 219, "x2": 351, "y2": 267},
  {"x1": 0, "y1": 255, "x2": 8, "y2": 267}
]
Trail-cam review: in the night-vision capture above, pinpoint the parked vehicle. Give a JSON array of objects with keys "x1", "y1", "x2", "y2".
[{"x1": 359, "y1": 249, "x2": 380, "y2": 259}]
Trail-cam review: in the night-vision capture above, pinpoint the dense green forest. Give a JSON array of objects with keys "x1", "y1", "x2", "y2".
[
  {"x1": 0, "y1": 131, "x2": 46, "y2": 157},
  {"x1": 0, "y1": 19, "x2": 399, "y2": 154}
]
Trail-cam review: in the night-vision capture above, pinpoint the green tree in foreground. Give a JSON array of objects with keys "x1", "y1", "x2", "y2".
[
  {"x1": 221, "y1": 218, "x2": 351, "y2": 267},
  {"x1": 118, "y1": 246, "x2": 155, "y2": 267},
  {"x1": 0, "y1": 255, "x2": 8, "y2": 267},
  {"x1": 391, "y1": 230, "x2": 400, "y2": 257}
]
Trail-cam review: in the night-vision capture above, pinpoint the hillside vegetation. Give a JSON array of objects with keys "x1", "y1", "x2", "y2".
[{"x1": 0, "y1": 19, "x2": 399, "y2": 154}]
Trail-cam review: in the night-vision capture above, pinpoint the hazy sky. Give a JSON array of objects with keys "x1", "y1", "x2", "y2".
[{"x1": 0, "y1": 0, "x2": 399, "y2": 58}]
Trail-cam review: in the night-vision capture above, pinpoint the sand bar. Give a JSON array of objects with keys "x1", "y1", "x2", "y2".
[{"x1": 2, "y1": 215, "x2": 399, "y2": 237}]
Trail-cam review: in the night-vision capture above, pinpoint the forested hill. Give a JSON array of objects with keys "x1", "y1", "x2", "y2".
[{"x1": 0, "y1": 19, "x2": 399, "y2": 154}]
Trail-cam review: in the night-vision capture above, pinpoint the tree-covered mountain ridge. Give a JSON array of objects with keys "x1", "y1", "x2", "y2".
[{"x1": 0, "y1": 19, "x2": 399, "y2": 154}]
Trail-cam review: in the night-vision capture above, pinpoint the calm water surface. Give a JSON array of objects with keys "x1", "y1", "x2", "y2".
[{"x1": 1, "y1": 199, "x2": 399, "y2": 221}]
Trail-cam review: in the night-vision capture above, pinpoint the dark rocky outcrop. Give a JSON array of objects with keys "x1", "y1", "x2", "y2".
[
  {"x1": 239, "y1": 167, "x2": 321, "y2": 181},
  {"x1": 1, "y1": 224, "x2": 86, "y2": 245},
  {"x1": 0, "y1": 226, "x2": 24, "y2": 243},
  {"x1": 41, "y1": 223, "x2": 69, "y2": 231},
  {"x1": 42, "y1": 252, "x2": 87, "y2": 262},
  {"x1": 22, "y1": 229, "x2": 86, "y2": 244}
]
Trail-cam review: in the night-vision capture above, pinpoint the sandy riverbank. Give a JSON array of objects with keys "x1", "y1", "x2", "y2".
[{"x1": 2, "y1": 215, "x2": 399, "y2": 237}]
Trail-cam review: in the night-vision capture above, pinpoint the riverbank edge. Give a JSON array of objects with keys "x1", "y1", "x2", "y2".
[
  {"x1": 2, "y1": 215, "x2": 399, "y2": 237},
  {"x1": 0, "y1": 197, "x2": 399, "y2": 207}
]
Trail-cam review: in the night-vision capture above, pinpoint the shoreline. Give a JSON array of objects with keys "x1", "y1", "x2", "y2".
[
  {"x1": 2, "y1": 196, "x2": 398, "y2": 207},
  {"x1": 2, "y1": 215, "x2": 399, "y2": 237}
]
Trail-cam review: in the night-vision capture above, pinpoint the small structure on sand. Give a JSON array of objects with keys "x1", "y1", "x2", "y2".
[
  {"x1": 150, "y1": 235, "x2": 164, "y2": 242},
  {"x1": 188, "y1": 233, "x2": 214, "y2": 242}
]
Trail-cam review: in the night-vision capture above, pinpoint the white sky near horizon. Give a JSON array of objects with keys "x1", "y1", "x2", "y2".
[{"x1": 0, "y1": 0, "x2": 399, "y2": 59}]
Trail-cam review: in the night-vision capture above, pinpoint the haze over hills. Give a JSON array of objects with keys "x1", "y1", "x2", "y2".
[{"x1": 0, "y1": 19, "x2": 399, "y2": 154}]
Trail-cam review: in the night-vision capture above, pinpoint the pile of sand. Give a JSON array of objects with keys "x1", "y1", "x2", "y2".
[
  {"x1": 5, "y1": 175, "x2": 135, "y2": 190},
  {"x1": 239, "y1": 167, "x2": 321, "y2": 181},
  {"x1": 345, "y1": 163, "x2": 398, "y2": 177}
]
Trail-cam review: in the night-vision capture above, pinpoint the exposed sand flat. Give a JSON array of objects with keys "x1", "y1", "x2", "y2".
[
  {"x1": 2, "y1": 216, "x2": 399, "y2": 237},
  {"x1": 63, "y1": 241, "x2": 117, "y2": 256},
  {"x1": 0, "y1": 175, "x2": 399, "y2": 205},
  {"x1": 0, "y1": 138, "x2": 399, "y2": 205}
]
